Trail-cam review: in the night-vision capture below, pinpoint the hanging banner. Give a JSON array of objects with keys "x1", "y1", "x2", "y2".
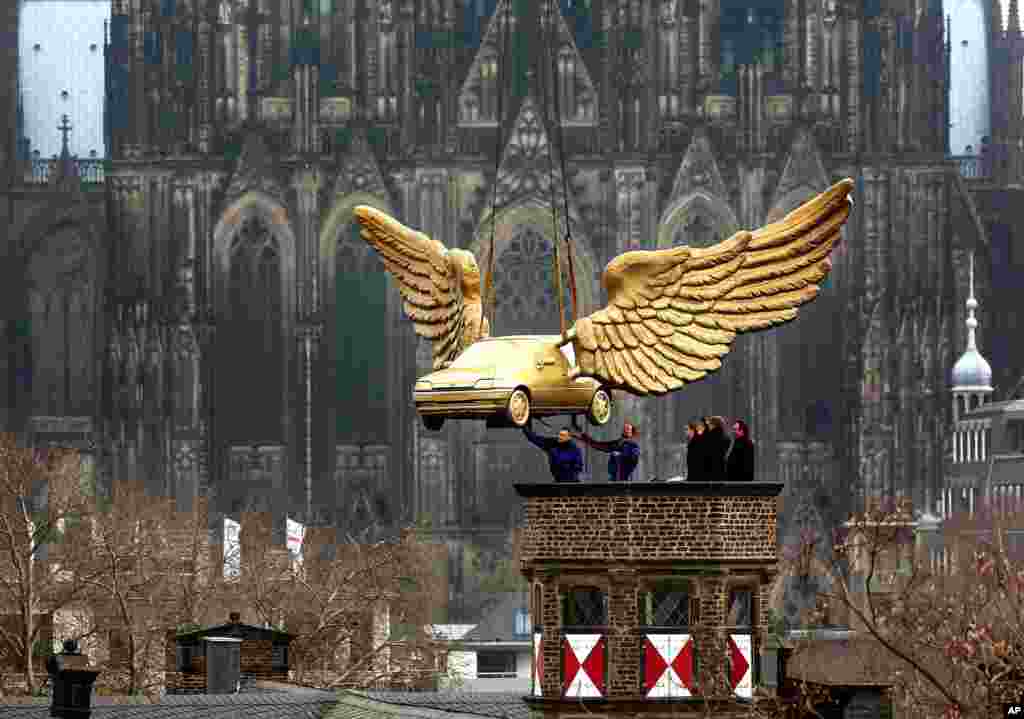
[
  {"x1": 287, "y1": 518, "x2": 305, "y2": 567},
  {"x1": 223, "y1": 517, "x2": 240, "y2": 578}
]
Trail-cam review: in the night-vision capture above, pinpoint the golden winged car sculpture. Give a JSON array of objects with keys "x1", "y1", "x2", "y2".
[{"x1": 353, "y1": 177, "x2": 853, "y2": 430}]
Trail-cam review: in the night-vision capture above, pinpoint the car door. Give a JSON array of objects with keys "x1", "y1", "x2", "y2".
[{"x1": 530, "y1": 345, "x2": 563, "y2": 410}]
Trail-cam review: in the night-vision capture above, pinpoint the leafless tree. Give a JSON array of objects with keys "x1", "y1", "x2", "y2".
[
  {"x1": 220, "y1": 520, "x2": 452, "y2": 690},
  {"x1": 74, "y1": 480, "x2": 180, "y2": 696},
  {"x1": 0, "y1": 434, "x2": 98, "y2": 694},
  {"x1": 781, "y1": 495, "x2": 1024, "y2": 719}
]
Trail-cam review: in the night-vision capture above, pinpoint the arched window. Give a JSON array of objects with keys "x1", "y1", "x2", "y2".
[
  {"x1": 947, "y1": 0, "x2": 990, "y2": 155},
  {"x1": 335, "y1": 220, "x2": 389, "y2": 441},
  {"x1": 223, "y1": 215, "x2": 282, "y2": 442},
  {"x1": 493, "y1": 229, "x2": 570, "y2": 335},
  {"x1": 26, "y1": 225, "x2": 95, "y2": 416}
]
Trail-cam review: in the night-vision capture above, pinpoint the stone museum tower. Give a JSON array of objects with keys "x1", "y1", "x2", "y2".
[
  {"x1": 4, "y1": 0, "x2": 1024, "y2": 621},
  {"x1": 517, "y1": 480, "x2": 781, "y2": 716}
]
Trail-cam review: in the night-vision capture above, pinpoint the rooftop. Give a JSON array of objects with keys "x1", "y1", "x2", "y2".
[
  {"x1": 0, "y1": 687, "x2": 336, "y2": 719},
  {"x1": 326, "y1": 691, "x2": 529, "y2": 719},
  {"x1": 514, "y1": 481, "x2": 784, "y2": 497}
]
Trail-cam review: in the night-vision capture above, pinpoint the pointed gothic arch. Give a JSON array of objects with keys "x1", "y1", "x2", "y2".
[
  {"x1": 212, "y1": 191, "x2": 296, "y2": 446},
  {"x1": 656, "y1": 192, "x2": 740, "y2": 453},
  {"x1": 15, "y1": 202, "x2": 107, "y2": 421},
  {"x1": 318, "y1": 192, "x2": 413, "y2": 531},
  {"x1": 318, "y1": 192, "x2": 404, "y2": 440},
  {"x1": 470, "y1": 202, "x2": 601, "y2": 319},
  {"x1": 657, "y1": 191, "x2": 739, "y2": 249}
]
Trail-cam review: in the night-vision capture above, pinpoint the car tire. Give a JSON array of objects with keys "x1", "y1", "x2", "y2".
[
  {"x1": 588, "y1": 387, "x2": 613, "y2": 426},
  {"x1": 506, "y1": 388, "x2": 531, "y2": 427},
  {"x1": 422, "y1": 415, "x2": 445, "y2": 431}
]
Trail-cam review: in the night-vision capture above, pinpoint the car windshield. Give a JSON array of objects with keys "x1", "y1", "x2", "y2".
[{"x1": 449, "y1": 341, "x2": 517, "y2": 368}]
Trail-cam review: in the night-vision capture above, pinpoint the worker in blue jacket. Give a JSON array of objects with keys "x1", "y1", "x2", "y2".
[
  {"x1": 576, "y1": 422, "x2": 641, "y2": 482},
  {"x1": 522, "y1": 422, "x2": 584, "y2": 483}
]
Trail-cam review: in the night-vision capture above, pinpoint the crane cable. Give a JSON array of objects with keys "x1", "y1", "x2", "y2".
[
  {"x1": 483, "y1": 0, "x2": 512, "y2": 328},
  {"x1": 548, "y1": 0, "x2": 578, "y2": 324},
  {"x1": 539, "y1": 0, "x2": 566, "y2": 339}
]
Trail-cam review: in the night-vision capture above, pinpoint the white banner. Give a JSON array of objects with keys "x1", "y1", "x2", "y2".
[
  {"x1": 223, "y1": 517, "x2": 240, "y2": 578},
  {"x1": 287, "y1": 518, "x2": 305, "y2": 566}
]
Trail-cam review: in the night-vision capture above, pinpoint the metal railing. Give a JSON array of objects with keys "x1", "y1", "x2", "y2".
[
  {"x1": 22, "y1": 157, "x2": 106, "y2": 185},
  {"x1": 950, "y1": 154, "x2": 989, "y2": 180}
]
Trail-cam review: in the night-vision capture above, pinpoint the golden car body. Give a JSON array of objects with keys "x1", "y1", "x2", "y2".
[{"x1": 413, "y1": 336, "x2": 613, "y2": 430}]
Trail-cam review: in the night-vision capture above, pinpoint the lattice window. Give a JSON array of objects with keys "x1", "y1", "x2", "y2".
[
  {"x1": 642, "y1": 580, "x2": 695, "y2": 627},
  {"x1": 562, "y1": 587, "x2": 607, "y2": 627},
  {"x1": 727, "y1": 588, "x2": 753, "y2": 628}
]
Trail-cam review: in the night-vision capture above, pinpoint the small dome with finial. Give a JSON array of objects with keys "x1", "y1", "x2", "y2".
[{"x1": 951, "y1": 253, "x2": 993, "y2": 391}]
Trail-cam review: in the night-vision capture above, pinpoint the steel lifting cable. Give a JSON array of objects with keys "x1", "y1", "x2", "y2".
[
  {"x1": 484, "y1": 0, "x2": 512, "y2": 328},
  {"x1": 548, "y1": 0, "x2": 578, "y2": 323},
  {"x1": 539, "y1": 0, "x2": 566, "y2": 339}
]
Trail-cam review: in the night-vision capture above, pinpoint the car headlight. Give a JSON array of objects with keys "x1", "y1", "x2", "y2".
[
  {"x1": 415, "y1": 380, "x2": 432, "y2": 391},
  {"x1": 474, "y1": 378, "x2": 495, "y2": 389}
]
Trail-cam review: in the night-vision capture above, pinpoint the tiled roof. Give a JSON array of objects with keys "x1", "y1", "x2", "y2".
[
  {"x1": 325, "y1": 690, "x2": 530, "y2": 719},
  {"x1": 0, "y1": 687, "x2": 336, "y2": 719}
]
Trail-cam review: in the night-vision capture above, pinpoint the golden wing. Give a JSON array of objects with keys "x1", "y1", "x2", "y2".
[
  {"x1": 566, "y1": 178, "x2": 854, "y2": 396},
  {"x1": 353, "y1": 206, "x2": 468, "y2": 370}
]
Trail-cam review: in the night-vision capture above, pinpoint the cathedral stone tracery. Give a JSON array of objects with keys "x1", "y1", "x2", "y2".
[{"x1": 4, "y1": 0, "x2": 1024, "y2": 622}]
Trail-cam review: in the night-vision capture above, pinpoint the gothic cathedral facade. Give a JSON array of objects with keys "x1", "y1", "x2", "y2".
[{"x1": 2, "y1": 0, "x2": 1023, "y2": 621}]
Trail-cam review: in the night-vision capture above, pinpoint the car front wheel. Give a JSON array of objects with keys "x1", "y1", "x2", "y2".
[
  {"x1": 588, "y1": 388, "x2": 613, "y2": 426},
  {"x1": 506, "y1": 388, "x2": 531, "y2": 427}
]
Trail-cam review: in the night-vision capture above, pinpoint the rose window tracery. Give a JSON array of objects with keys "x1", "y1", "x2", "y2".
[{"x1": 493, "y1": 230, "x2": 571, "y2": 334}]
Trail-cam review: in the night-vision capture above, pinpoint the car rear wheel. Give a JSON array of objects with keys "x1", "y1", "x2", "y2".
[
  {"x1": 422, "y1": 415, "x2": 445, "y2": 431},
  {"x1": 506, "y1": 388, "x2": 531, "y2": 427},
  {"x1": 588, "y1": 388, "x2": 613, "y2": 426}
]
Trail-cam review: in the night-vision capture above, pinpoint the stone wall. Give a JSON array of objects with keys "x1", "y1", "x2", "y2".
[
  {"x1": 518, "y1": 484, "x2": 780, "y2": 563},
  {"x1": 518, "y1": 483, "x2": 782, "y2": 716}
]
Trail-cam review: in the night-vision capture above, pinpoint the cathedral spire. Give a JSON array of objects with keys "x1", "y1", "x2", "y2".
[
  {"x1": 951, "y1": 252, "x2": 993, "y2": 392},
  {"x1": 992, "y1": 0, "x2": 1004, "y2": 36},
  {"x1": 965, "y1": 252, "x2": 979, "y2": 352}
]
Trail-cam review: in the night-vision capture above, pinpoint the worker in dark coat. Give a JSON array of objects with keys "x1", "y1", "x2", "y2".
[
  {"x1": 685, "y1": 420, "x2": 707, "y2": 480},
  {"x1": 726, "y1": 419, "x2": 756, "y2": 481},
  {"x1": 577, "y1": 423, "x2": 641, "y2": 482},
  {"x1": 703, "y1": 416, "x2": 731, "y2": 482},
  {"x1": 522, "y1": 422, "x2": 584, "y2": 483}
]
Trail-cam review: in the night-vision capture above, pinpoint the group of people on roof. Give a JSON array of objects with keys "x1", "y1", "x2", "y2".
[
  {"x1": 685, "y1": 416, "x2": 755, "y2": 482},
  {"x1": 521, "y1": 414, "x2": 755, "y2": 483}
]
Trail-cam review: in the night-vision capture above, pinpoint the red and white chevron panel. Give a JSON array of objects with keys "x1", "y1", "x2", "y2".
[
  {"x1": 729, "y1": 633, "x2": 752, "y2": 698},
  {"x1": 644, "y1": 633, "x2": 694, "y2": 698},
  {"x1": 562, "y1": 634, "x2": 605, "y2": 698},
  {"x1": 532, "y1": 632, "x2": 543, "y2": 697}
]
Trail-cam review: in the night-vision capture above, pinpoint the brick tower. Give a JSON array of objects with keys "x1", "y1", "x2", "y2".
[{"x1": 516, "y1": 481, "x2": 782, "y2": 717}]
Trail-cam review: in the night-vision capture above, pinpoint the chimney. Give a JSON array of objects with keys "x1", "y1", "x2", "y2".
[{"x1": 229, "y1": 612, "x2": 241, "y2": 624}]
